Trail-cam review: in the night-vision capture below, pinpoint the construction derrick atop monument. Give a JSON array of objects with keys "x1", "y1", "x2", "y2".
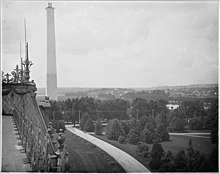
[{"x1": 46, "y1": 2, "x2": 58, "y2": 101}]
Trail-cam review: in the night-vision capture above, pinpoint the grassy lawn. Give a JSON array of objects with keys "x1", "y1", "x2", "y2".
[
  {"x1": 61, "y1": 130, "x2": 125, "y2": 172},
  {"x1": 161, "y1": 135, "x2": 215, "y2": 155},
  {"x1": 93, "y1": 133, "x2": 216, "y2": 170},
  {"x1": 184, "y1": 129, "x2": 211, "y2": 133}
]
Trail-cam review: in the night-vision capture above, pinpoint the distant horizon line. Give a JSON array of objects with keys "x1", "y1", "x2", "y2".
[{"x1": 37, "y1": 83, "x2": 218, "y2": 89}]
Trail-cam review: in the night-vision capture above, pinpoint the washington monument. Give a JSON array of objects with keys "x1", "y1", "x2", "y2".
[{"x1": 46, "y1": 2, "x2": 57, "y2": 100}]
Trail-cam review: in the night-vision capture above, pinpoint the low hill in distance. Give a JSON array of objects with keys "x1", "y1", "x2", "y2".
[{"x1": 37, "y1": 83, "x2": 218, "y2": 101}]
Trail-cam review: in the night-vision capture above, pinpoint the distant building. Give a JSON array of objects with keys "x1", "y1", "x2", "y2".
[
  {"x1": 36, "y1": 95, "x2": 51, "y2": 126},
  {"x1": 166, "y1": 104, "x2": 180, "y2": 110},
  {"x1": 36, "y1": 95, "x2": 50, "y2": 107}
]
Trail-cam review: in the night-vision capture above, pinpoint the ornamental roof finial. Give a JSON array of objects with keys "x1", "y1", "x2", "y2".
[{"x1": 22, "y1": 20, "x2": 33, "y2": 83}]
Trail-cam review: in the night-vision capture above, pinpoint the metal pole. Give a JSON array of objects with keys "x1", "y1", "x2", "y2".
[
  {"x1": 71, "y1": 103, "x2": 75, "y2": 126},
  {"x1": 137, "y1": 109, "x2": 139, "y2": 121},
  {"x1": 24, "y1": 19, "x2": 27, "y2": 44},
  {"x1": 20, "y1": 41, "x2": 21, "y2": 58},
  {"x1": 79, "y1": 110, "x2": 81, "y2": 126}
]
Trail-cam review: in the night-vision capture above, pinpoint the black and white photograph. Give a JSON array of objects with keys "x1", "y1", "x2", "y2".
[{"x1": 1, "y1": 0, "x2": 218, "y2": 172}]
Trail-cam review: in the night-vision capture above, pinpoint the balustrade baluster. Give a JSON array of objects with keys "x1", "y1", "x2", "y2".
[
  {"x1": 29, "y1": 129, "x2": 34, "y2": 164},
  {"x1": 43, "y1": 135, "x2": 47, "y2": 172},
  {"x1": 23, "y1": 118, "x2": 26, "y2": 149},
  {"x1": 21, "y1": 118, "x2": 24, "y2": 145},
  {"x1": 19, "y1": 114, "x2": 22, "y2": 140},
  {"x1": 24, "y1": 120, "x2": 29, "y2": 153},
  {"x1": 38, "y1": 139, "x2": 41, "y2": 172}
]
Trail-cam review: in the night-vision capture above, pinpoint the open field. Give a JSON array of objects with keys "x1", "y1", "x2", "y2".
[
  {"x1": 160, "y1": 135, "x2": 215, "y2": 155},
  {"x1": 63, "y1": 130, "x2": 125, "y2": 172}
]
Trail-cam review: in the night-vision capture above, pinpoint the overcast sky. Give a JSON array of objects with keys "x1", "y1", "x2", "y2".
[{"x1": 2, "y1": 1, "x2": 218, "y2": 88}]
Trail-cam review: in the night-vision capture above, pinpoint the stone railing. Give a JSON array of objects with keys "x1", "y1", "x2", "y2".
[{"x1": 2, "y1": 83, "x2": 69, "y2": 172}]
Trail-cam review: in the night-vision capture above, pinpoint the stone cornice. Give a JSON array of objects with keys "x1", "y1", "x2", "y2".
[{"x1": 2, "y1": 83, "x2": 37, "y2": 96}]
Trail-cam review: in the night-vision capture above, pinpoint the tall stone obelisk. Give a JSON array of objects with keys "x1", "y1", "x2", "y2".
[{"x1": 46, "y1": 2, "x2": 57, "y2": 100}]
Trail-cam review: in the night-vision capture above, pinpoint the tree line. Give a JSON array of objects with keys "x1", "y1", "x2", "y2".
[
  {"x1": 49, "y1": 97, "x2": 218, "y2": 134},
  {"x1": 49, "y1": 96, "x2": 218, "y2": 172}
]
